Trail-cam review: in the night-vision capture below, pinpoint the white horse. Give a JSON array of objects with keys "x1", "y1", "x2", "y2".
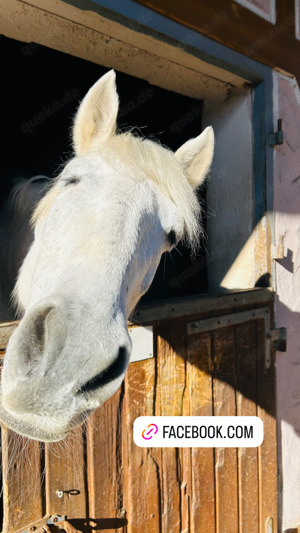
[{"x1": 0, "y1": 70, "x2": 214, "y2": 442}]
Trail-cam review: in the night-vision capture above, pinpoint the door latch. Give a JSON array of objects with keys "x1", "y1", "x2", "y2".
[{"x1": 17, "y1": 515, "x2": 82, "y2": 533}]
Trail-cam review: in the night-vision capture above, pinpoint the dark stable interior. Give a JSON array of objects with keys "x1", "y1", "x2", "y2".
[{"x1": 0, "y1": 35, "x2": 207, "y2": 301}]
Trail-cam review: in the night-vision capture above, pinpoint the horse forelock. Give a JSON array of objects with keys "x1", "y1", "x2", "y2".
[
  {"x1": 8, "y1": 177, "x2": 50, "y2": 231},
  {"x1": 0, "y1": 176, "x2": 51, "y2": 318},
  {"x1": 31, "y1": 184, "x2": 60, "y2": 228},
  {"x1": 100, "y1": 132, "x2": 203, "y2": 251},
  {"x1": 31, "y1": 132, "x2": 202, "y2": 252}
]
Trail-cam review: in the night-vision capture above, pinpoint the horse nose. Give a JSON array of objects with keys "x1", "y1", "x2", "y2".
[
  {"x1": 77, "y1": 345, "x2": 129, "y2": 395},
  {"x1": 2, "y1": 303, "x2": 67, "y2": 415},
  {"x1": 4, "y1": 303, "x2": 66, "y2": 379}
]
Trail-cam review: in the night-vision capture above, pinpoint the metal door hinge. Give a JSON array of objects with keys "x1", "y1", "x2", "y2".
[
  {"x1": 17, "y1": 515, "x2": 82, "y2": 533},
  {"x1": 187, "y1": 307, "x2": 286, "y2": 368},
  {"x1": 267, "y1": 327, "x2": 287, "y2": 352},
  {"x1": 269, "y1": 118, "x2": 284, "y2": 146}
]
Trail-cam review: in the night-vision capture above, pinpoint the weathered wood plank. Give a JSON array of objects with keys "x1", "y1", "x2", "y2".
[
  {"x1": 213, "y1": 326, "x2": 238, "y2": 533},
  {"x1": 178, "y1": 446, "x2": 191, "y2": 533},
  {"x1": 187, "y1": 331, "x2": 215, "y2": 533},
  {"x1": 236, "y1": 322, "x2": 259, "y2": 533},
  {"x1": 122, "y1": 355, "x2": 161, "y2": 533},
  {"x1": 86, "y1": 390, "x2": 125, "y2": 533},
  {"x1": 44, "y1": 426, "x2": 87, "y2": 523},
  {"x1": 0, "y1": 289, "x2": 273, "y2": 349},
  {"x1": 155, "y1": 319, "x2": 187, "y2": 533},
  {"x1": 132, "y1": 289, "x2": 273, "y2": 325},
  {"x1": 0, "y1": 321, "x2": 19, "y2": 351},
  {"x1": 177, "y1": 358, "x2": 191, "y2": 533},
  {"x1": 2, "y1": 428, "x2": 44, "y2": 533},
  {"x1": 257, "y1": 318, "x2": 278, "y2": 533}
]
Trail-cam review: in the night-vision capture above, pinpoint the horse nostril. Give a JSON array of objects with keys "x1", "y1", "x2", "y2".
[
  {"x1": 3, "y1": 303, "x2": 67, "y2": 382},
  {"x1": 77, "y1": 346, "x2": 129, "y2": 394},
  {"x1": 17, "y1": 305, "x2": 56, "y2": 371}
]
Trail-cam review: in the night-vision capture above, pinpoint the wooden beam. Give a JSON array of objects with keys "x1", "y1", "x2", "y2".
[
  {"x1": 135, "y1": 0, "x2": 300, "y2": 84},
  {"x1": 0, "y1": 289, "x2": 274, "y2": 350}
]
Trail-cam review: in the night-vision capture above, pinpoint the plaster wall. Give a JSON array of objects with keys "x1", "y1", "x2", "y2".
[
  {"x1": 273, "y1": 71, "x2": 300, "y2": 531},
  {"x1": 203, "y1": 89, "x2": 255, "y2": 291}
]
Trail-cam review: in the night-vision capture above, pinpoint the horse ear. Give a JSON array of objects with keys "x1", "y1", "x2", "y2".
[
  {"x1": 73, "y1": 70, "x2": 119, "y2": 155},
  {"x1": 175, "y1": 126, "x2": 215, "y2": 188}
]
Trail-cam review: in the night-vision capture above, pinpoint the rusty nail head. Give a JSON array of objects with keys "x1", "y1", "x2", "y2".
[{"x1": 53, "y1": 517, "x2": 58, "y2": 523}]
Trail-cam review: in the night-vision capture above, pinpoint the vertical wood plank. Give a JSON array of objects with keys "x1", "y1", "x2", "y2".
[
  {"x1": 2, "y1": 429, "x2": 44, "y2": 533},
  {"x1": 177, "y1": 446, "x2": 191, "y2": 533},
  {"x1": 257, "y1": 317, "x2": 278, "y2": 533},
  {"x1": 156, "y1": 318, "x2": 188, "y2": 533},
  {"x1": 187, "y1": 331, "x2": 216, "y2": 533},
  {"x1": 122, "y1": 356, "x2": 162, "y2": 533},
  {"x1": 86, "y1": 389, "x2": 126, "y2": 533},
  {"x1": 213, "y1": 326, "x2": 239, "y2": 533},
  {"x1": 236, "y1": 321, "x2": 259, "y2": 533},
  {"x1": 177, "y1": 361, "x2": 191, "y2": 533},
  {"x1": 45, "y1": 426, "x2": 87, "y2": 524}
]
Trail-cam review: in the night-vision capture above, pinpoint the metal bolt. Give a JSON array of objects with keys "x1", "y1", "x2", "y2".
[{"x1": 56, "y1": 490, "x2": 64, "y2": 498}]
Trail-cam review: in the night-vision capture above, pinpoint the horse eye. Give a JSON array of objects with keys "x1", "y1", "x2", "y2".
[
  {"x1": 167, "y1": 230, "x2": 177, "y2": 247},
  {"x1": 65, "y1": 177, "x2": 80, "y2": 186}
]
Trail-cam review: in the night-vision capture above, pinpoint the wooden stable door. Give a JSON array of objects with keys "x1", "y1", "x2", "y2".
[{"x1": 0, "y1": 289, "x2": 278, "y2": 533}]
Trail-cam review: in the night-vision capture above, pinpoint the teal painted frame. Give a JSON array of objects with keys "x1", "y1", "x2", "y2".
[{"x1": 65, "y1": 0, "x2": 274, "y2": 225}]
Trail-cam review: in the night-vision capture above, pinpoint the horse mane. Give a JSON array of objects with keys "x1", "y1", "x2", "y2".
[
  {"x1": 31, "y1": 183, "x2": 60, "y2": 228},
  {"x1": 32, "y1": 133, "x2": 203, "y2": 252},
  {"x1": 0, "y1": 176, "x2": 50, "y2": 319},
  {"x1": 9, "y1": 176, "x2": 51, "y2": 233}
]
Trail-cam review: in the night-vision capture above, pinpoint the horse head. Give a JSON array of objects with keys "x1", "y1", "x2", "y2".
[{"x1": 0, "y1": 71, "x2": 214, "y2": 441}]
